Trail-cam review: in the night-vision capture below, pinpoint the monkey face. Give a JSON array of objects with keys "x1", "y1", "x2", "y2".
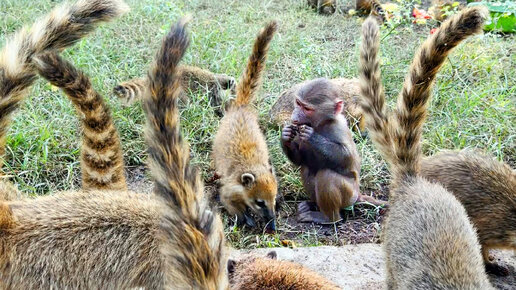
[{"x1": 291, "y1": 97, "x2": 313, "y2": 126}]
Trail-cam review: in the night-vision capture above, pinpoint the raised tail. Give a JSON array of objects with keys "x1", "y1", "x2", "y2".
[
  {"x1": 359, "y1": 7, "x2": 487, "y2": 180},
  {"x1": 370, "y1": 0, "x2": 386, "y2": 23},
  {"x1": 113, "y1": 78, "x2": 147, "y2": 106},
  {"x1": 0, "y1": 0, "x2": 128, "y2": 175},
  {"x1": 34, "y1": 52, "x2": 126, "y2": 191},
  {"x1": 234, "y1": 21, "x2": 278, "y2": 107}
]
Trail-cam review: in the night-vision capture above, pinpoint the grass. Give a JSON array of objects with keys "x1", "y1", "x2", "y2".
[{"x1": 1, "y1": 0, "x2": 515, "y2": 248}]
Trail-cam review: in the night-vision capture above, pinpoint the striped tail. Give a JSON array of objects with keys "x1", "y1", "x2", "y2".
[
  {"x1": 34, "y1": 52, "x2": 126, "y2": 191},
  {"x1": 0, "y1": 0, "x2": 128, "y2": 178},
  {"x1": 234, "y1": 21, "x2": 278, "y2": 107},
  {"x1": 113, "y1": 78, "x2": 147, "y2": 106}
]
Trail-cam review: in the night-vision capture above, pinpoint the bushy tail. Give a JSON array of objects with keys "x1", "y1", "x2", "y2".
[
  {"x1": 359, "y1": 7, "x2": 487, "y2": 180},
  {"x1": 0, "y1": 0, "x2": 128, "y2": 176},
  {"x1": 113, "y1": 78, "x2": 147, "y2": 106},
  {"x1": 34, "y1": 52, "x2": 126, "y2": 191},
  {"x1": 370, "y1": 0, "x2": 386, "y2": 23},
  {"x1": 234, "y1": 21, "x2": 278, "y2": 107}
]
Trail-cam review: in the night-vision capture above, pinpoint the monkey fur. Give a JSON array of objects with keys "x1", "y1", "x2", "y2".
[
  {"x1": 113, "y1": 65, "x2": 236, "y2": 115},
  {"x1": 269, "y1": 78, "x2": 366, "y2": 134},
  {"x1": 228, "y1": 251, "x2": 340, "y2": 290},
  {"x1": 359, "y1": 8, "x2": 493, "y2": 289},
  {"x1": 307, "y1": 0, "x2": 337, "y2": 15},
  {"x1": 212, "y1": 22, "x2": 279, "y2": 230},
  {"x1": 0, "y1": 4, "x2": 228, "y2": 288},
  {"x1": 421, "y1": 150, "x2": 516, "y2": 276}
]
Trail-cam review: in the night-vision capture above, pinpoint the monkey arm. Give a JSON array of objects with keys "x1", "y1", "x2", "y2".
[
  {"x1": 306, "y1": 132, "x2": 352, "y2": 171},
  {"x1": 281, "y1": 139, "x2": 303, "y2": 166}
]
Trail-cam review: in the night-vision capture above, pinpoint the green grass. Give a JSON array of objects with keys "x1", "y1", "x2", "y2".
[{"x1": 1, "y1": 0, "x2": 515, "y2": 247}]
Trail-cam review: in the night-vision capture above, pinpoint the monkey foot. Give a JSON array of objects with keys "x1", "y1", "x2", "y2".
[
  {"x1": 485, "y1": 261, "x2": 509, "y2": 276},
  {"x1": 357, "y1": 194, "x2": 388, "y2": 207},
  {"x1": 297, "y1": 201, "x2": 319, "y2": 213},
  {"x1": 297, "y1": 210, "x2": 334, "y2": 224}
]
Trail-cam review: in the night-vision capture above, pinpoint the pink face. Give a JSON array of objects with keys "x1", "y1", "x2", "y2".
[{"x1": 292, "y1": 97, "x2": 313, "y2": 125}]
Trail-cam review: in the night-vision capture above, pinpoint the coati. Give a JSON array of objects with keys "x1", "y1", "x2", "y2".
[
  {"x1": 228, "y1": 251, "x2": 340, "y2": 289},
  {"x1": 35, "y1": 52, "x2": 127, "y2": 191},
  {"x1": 421, "y1": 150, "x2": 516, "y2": 276},
  {"x1": 1, "y1": 3, "x2": 228, "y2": 288},
  {"x1": 281, "y1": 78, "x2": 386, "y2": 224},
  {"x1": 269, "y1": 77, "x2": 366, "y2": 134},
  {"x1": 429, "y1": 0, "x2": 464, "y2": 22},
  {"x1": 307, "y1": 0, "x2": 337, "y2": 15},
  {"x1": 359, "y1": 8, "x2": 493, "y2": 289},
  {"x1": 113, "y1": 65, "x2": 236, "y2": 115},
  {"x1": 212, "y1": 22, "x2": 278, "y2": 230},
  {"x1": 0, "y1": 0, "x2": 129, "y2": 197},
  {"x1": 356, "y1": 0, "x2": 386, "y2": 22}
]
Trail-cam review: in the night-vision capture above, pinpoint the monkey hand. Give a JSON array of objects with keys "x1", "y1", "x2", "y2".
[
  {"x1": 298, "y1": 125, "x2": 314, "y2": 142},
  {"x1": 281, "y1": 125, "x2": 298, "y2": 143}
]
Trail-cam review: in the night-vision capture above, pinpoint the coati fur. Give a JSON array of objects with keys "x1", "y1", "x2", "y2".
[
  {"x1": 212, "y1": 22, "x2": 278, "y2": 230},
  {"x1": 269, "y1": 77, "x2": 365, "y2": 134},
  {"x1": 421, "y1": 150, "x2": 516, "y2": 275},
  {"x1": 34, "y1": 52, "x2": 127, "y2": 191},
  {"x1": 0, "y1": 0, "x2": 129, "y2": 198},
  {"x1": 0, "y1": 3, "x2": 228, "y2": 288},
  {"x1": 228, "y1": 251, "x2": 340, "y2": 290},
  {"x1": 307, "y1": 0, "x2": 337, "y2": 15},
  {"x1": 356, "y1": 0, "x2": 386, "y2": 22},
  {"x1": 113, "y1": 65, "x2": 236, "y2": 114},
  {"x1": 429, "y1": 0, "x2": 465, "y2": 22},
  {"x1": 359, "y1": 8, "x2": 493, "y2": 289}
]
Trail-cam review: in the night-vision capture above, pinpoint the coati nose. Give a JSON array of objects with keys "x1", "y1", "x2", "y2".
[{"x1": 265, "y1": 218, "x2": 276, "y2": 233}]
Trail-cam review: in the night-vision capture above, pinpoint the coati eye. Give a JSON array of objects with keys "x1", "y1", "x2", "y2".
[{"x1": 255, "y1": 199, "x2": 266, "y2": 208}]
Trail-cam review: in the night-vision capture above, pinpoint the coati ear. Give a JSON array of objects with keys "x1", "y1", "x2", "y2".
[
  {"x1": 266, "y1": 251, "x2": 278, "y2": 260},
  {"x1": 241, "y1": 173, "x2": 255, "y2": 187},
  {"x1": 227, "y1": 259, "x2": 236, "y2": 274},
  {"x1": 334, "y1": 100, "x2": 344, "y2": 115}
]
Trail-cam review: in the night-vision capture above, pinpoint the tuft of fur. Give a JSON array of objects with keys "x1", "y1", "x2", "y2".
[
  {"x1": 359, "y1": 8, "x2": 493, "y2": 289},
  {"x1": 113, "y1": 65, "x2": 236, "y2": 110},
  {"x1": 34, "y1": 52, "x2": 127, "y2": 191},
  {"x1": 307, "y1": 0, "x2": 337, "y2": 15},
  {"x1": 229, "y1": 252, "x2": 340, "y2": 290},
  {"x1": 212, "y1": 22, "x2": 278, "y2": 227},
  {"x1": 356, "y1": 0, "x2": 387, "y2": 23},
  {"x1": 144, "y1": 17, "x2": 228, "y2": 288},
  {"x1": 421, "y1": 150, "x2": 516, "y2": 274}
]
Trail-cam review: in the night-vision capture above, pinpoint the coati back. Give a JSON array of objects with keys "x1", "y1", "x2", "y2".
[
  {"x1": 421, "y1": 150, "x2": 516, "y2": 275},
  {"x1": 34, "y1": 52, "x2": 127, "y2": 191},
  {"x1": 228, "y1": 251, "x2": 340, "y2": 290},
  {"x1": 359, "y1": 8, "x2": 493, "y2": 289},
  {"x1": 113, "y1": 65, "x2": 236, "y2": 110},
  {"x1": 212, "y1": 22, "x2": 278, "y2": 229},
  {"x1": 0, "y1": 12, "x2": 228, "y2": 288},
  {"x1": 0, "y1": 0, "x2": 129, "y2": 198},
  {"x1": 269, "y1": 78, "x2": 365, "y2": 133}
]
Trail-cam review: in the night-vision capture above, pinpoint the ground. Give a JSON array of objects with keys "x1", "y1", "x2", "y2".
[{"x1": 1, "y1": 0, "x2": 515, "y2": 250}]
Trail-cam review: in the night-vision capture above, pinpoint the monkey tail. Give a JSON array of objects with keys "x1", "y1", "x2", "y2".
[
  {"x1": 0, "y1": 0, "x2": 128, "y2": 176},
  {"x1": 113, "y1": 78, "x2": 148, "y2": 106},
  {"x1": 234, "y1": 21, "x2": 278, "y2": 107},
  {"x1": 34, "y1": 52, "x2": 127, "y2": 191}
]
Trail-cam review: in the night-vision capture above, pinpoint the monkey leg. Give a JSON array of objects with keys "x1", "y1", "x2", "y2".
[
  {"x1": 315, "y1": 170, "x2": 358, "y2": 222},
  {"x1": 297, "y1": 167, "x2": 320, "y2": 217}
]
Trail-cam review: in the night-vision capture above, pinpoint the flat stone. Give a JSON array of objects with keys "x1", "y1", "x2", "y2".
[{"x1": 231, "y1": 244, "x2": 516, "y2": 289}]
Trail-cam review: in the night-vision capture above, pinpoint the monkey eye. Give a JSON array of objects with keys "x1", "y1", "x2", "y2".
[{"x1": 255, "y1": 199, "x2": 266, "y2": 208}]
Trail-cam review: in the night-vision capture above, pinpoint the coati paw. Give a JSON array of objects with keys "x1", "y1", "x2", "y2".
[{"x1": 485, "y1": 262, "x2": 510, "y2": 276}]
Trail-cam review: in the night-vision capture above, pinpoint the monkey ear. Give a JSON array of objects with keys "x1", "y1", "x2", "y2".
[
  {"x1": 241, "y1": 173, "x2": 255, "y2": 187},
  {"x1": 334, "y1": 100, "x2": 344, "y2": 115},
  {"x1": 227, "y1": 259, "x2": 236, "y2": 274},
  {"x1": 266, "y1": 251, "x2": 278, "y2": 260}
]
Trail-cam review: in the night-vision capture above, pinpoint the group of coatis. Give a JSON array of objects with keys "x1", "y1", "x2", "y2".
[{"x1": 0, "y1": 0, "x2": 514, "y2": 288}]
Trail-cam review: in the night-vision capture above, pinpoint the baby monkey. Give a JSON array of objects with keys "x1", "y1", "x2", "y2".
[{"x1": 281, "y1": 78, "x2": 386, "y2": 223}]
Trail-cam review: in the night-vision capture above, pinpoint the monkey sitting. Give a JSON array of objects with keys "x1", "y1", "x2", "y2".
[
  {"x1": 307, "y1": 0, "x2": 337, "y2": 15},
  {"x1": 280, "y1": 78, "x2": 387, "y2": 224},
  {"x1": 228, "y1": 251, "x2": 340, "y2": 289},
  {"x1": 269, "y1": 78, "x2": 365, "y2": 134},
  {"x1": 113, "y1": 65, "x2": 235, "y2": 115}
]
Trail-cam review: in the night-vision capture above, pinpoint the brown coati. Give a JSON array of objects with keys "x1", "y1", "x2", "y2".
[
  {"x1": 307, "y1": 0, "x2": 337, "y2": 15},
  {"x1": 113, "y1": 65, "x2": 235, "y2": 115},
  {"x1": 212, "y1": 22, "x2": 278, "y2": 230},
  {"x1": 269, "y1": 77, "x2": 366, "y2": 134},
  {"x1": 356, "y1": 0, "x2": 386, "y2": 22},
  {"x1": 0, "y1": 0, "x2": 129, "y2": 198},
  {"x1": 429, "y1": 0, "x2": 465, "y2": 22},
  {"x1": 0, "y1": 5, "x2": 228, "y2": 288},
  {"x1": 228, "y1": 251, "x2": 340, "y2": 289},
  {"x1": 34, "y1": 52, "x2": 127, "y2": 191},
  {"x1": 359, "y1": 8, "x2": 493, "y2": 289},
  {"x1": 420, "y1": 150, "x2": 516, "y2": 276}
]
